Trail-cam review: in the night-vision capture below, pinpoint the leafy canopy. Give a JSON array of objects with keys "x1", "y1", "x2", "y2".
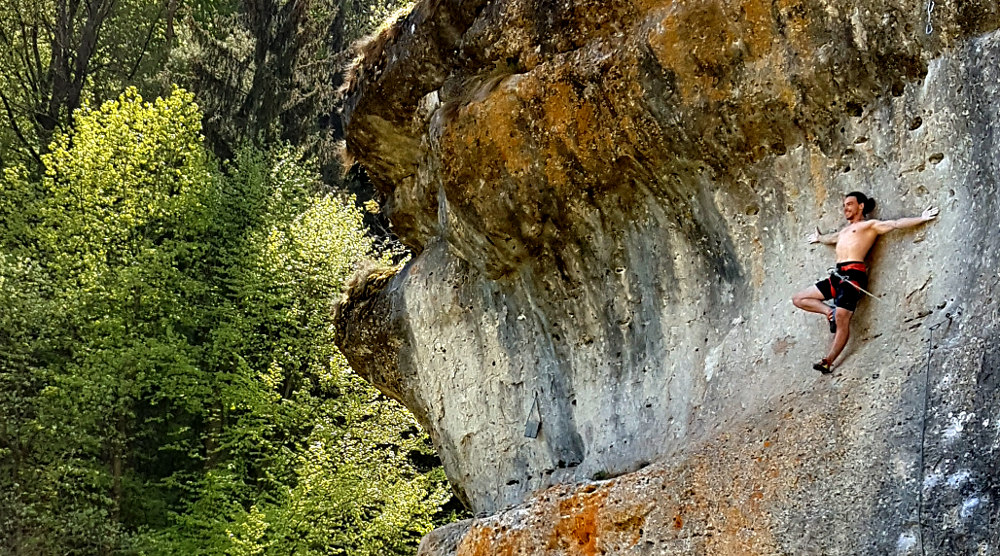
[{"x1": 0, "y1": 87, "x2": 455, "y2": 556}]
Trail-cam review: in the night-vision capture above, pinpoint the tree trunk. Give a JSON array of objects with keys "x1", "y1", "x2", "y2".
[{"x1": 39, "y1": 0, "x2": 115, "y2": 149}]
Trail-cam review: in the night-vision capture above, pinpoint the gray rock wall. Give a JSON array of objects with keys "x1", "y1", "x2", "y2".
[{"x1": 335, "y1": 0, "x2": 1000, "y2": 551}]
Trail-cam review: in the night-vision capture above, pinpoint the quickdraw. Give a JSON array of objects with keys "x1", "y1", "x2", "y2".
[{"x1": 926, "y1": 0, "x2": 935, "y2": 35}]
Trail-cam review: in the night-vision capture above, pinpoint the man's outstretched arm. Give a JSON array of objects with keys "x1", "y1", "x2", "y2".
[
  {"x1": 807, "y1": 227, "x2": 840, "y2": 245},
  {"x1": 872, "y1": 206, "x2": 939, "y2": 234}
]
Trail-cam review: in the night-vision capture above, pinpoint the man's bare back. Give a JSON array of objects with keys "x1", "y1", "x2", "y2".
[{"x1": 794, "y1": 192, "x2": 939, "y2": 374}]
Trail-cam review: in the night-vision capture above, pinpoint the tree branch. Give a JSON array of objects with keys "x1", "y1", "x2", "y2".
[
  {"x1": 0, "y1": 91, "x2": 42, "y2": 165},
  {"x1": 125, "y1": 0, "x2": 167, "y2": 84}
]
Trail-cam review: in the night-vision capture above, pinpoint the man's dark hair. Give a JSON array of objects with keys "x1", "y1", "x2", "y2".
[{"x1": 846, "y1": 191, "x2": 877, "y2": 215}]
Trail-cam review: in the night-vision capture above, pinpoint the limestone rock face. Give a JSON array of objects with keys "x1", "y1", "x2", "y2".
[{"x1": 336, "y1": 0, "x2": 1000, "y2": 552}]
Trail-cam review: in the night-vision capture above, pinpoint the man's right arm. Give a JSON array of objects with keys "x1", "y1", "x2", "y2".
[{"x1": 807, "y1": 227, "x2": 839, "y2": 245}]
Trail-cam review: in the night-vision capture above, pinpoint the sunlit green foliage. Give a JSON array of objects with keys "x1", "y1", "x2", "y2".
[{"x1": 0, "y1": 87, "x2": 452, "y2": 555}]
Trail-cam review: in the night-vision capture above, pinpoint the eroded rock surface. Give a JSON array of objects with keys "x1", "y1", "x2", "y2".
[{"x1": 336, "y1": 0, "x2": 1000, "y2": 552}]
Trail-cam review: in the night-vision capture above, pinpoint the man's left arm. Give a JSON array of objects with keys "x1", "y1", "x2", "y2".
[{"x1": 872, "y1": 206, "x2": 939, "y2": 234}]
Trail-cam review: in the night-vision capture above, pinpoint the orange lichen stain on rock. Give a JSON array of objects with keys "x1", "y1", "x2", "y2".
[
  {"x1": 457, "y1": 483, "x2": 650, "y2": 556},
  {"x1": 645, "y1": 0, "x2": 780, "y2": 104},
  {"x1": 773, "y1": 0, "x2": 816, "y2": 54},
  {"x1": 536, "y1": 75, "x2": 623, "y2": 190},
  {"x1": 575, "y1": 100, "x2": 597, "y2": 141},
  {"x1": 454, "y1": 524, "x2": 498, "y2": 556},
  {"x1": 547, "y1": 489, "x2": 609, "y2": 556},
  {"x1": 691, "y1": 406, "x2": 842, "y2": 554},
  {"x1": 540, "y1": 81, "x2": 579, "y2": 187},
  {"x1": 646, "y1": 2, "x2": 730, "y2": 103},
  {"x1": 553, "y1": 81, "x2": 611, "y2": 157},
  {"x1": 450, "y1": 77, "x2": 534, "y2": 180},
  {"x1": 455, "y1": 522, "x2": 529, "y2": 556},
  {"x1": 542, "y1": 82, "x2": 575, "y2": 138},
  {"x1": 808, "y1": 146, "x2": 829, "y2": 208},
  {"x1": 740, "y1": 0, "x2": 777, "y2": 59},
  {"x1": 452, "y1": 68, "x2": 617, "y2": 197}
]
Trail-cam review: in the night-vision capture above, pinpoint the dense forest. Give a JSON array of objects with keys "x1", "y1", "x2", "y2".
[{"x1": 0, "y1": 0, "x2": 462, "y2": 554}]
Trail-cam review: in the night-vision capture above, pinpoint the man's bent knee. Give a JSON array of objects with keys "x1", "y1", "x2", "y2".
[
  {"x1": 834, "y1": 307, "x2": 853, "y2": 324},
  {"x1": 792, "y1": 290, "x2": 813, "y2": 308}
]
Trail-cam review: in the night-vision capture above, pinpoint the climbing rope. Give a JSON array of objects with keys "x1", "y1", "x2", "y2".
[
  {"x1": 828, "y1": 268, "x2": 881, "y2": 302},
  {"x1": 916, "y1": 324, "x2": 934, "y2": 555},
  {"x1": 926, "y1": 0, "x2": 935, "y2": 35},
  {"x1": 916, "y1": 317, "x2": 948, "y2": 556}
]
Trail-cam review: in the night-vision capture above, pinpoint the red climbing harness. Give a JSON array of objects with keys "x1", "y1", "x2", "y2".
[
  {"x1": 837, "y1": 262, "x2": 867, "y2": 273},
  {"x1": 830, "y1": 262, "x2": 878, "y2": 301}
]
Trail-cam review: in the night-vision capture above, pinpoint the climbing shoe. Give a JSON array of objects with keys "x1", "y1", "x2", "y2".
[
  {"x1": 813, "y1": 358, "x2": 833, "y2": 374},
  {"x1": 827, "y1": 311, "x2": 836, "y2": 334}
]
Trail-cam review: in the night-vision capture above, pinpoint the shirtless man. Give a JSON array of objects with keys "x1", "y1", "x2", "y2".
[{"x1": 792, "y1": 191, "x2": 939, "y2": 374}]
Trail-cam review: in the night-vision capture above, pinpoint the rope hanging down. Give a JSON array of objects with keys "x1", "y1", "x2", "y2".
[{"x1": 915, "y1": 319, "x2": 945, "y2": 556}]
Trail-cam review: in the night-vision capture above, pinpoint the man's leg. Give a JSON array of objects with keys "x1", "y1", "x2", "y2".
[
  {"x1": 792, "y1": 285, "x2": 834, "y2": 318},
  {"x1": 824, "y1": 307, "x2": 853, "y2": 364}
]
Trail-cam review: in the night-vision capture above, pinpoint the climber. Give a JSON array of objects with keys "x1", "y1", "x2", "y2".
[{"x1": 791, "y1": 192, "x2": 939, "y2": 374}]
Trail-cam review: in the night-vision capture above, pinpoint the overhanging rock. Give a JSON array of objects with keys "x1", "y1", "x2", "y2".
[{"x1": 336, "y1": 0, "x2": 1000, "y2": 552}]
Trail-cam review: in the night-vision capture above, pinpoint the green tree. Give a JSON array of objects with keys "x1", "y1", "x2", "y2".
[
  {"x1": 0, "y1": 87, "x2": 455, "y2": 555},
  {"x1": 0, "y1": 86, "x2": 217, "y2": 553}
]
